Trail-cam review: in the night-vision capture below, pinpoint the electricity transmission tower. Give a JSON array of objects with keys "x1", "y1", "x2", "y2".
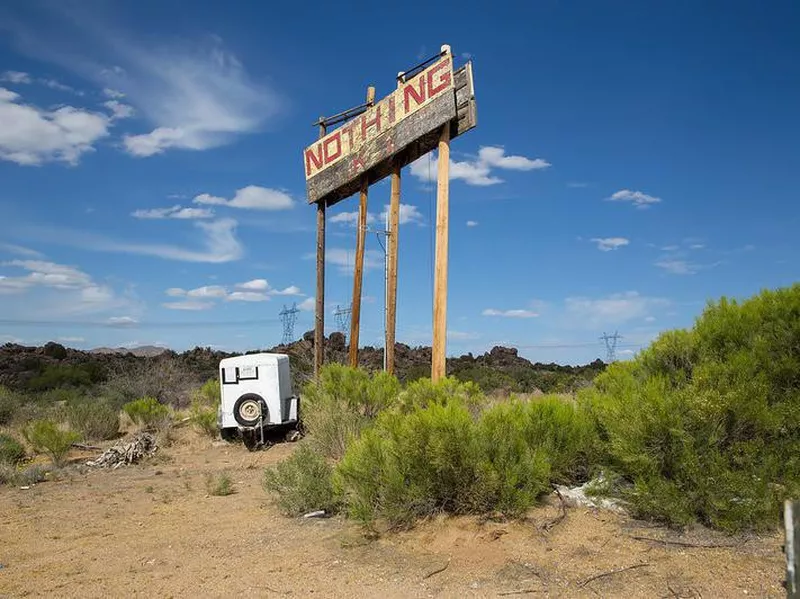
[
  {"x1": 279, "y1": 303, "x2": 299, "y2": 345},
  {"x1": 334, "y1": 304, "x2": 352, "y2": 336},
  {"x1": 600, "y1": 331, "x2": 623, "y2": 363}
]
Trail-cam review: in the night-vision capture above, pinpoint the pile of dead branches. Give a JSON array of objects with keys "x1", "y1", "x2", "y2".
[{"x1": 86, "y1": 432, "x2": 158, "y2": 469}]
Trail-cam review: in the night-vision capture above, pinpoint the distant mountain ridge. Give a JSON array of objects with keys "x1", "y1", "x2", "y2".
[{"x1": 89, "y1": 345, "x2": 169, "y2": 357}]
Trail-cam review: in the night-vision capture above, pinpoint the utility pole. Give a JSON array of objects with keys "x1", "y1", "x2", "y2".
[
  {"x1": 279, "y1": 303, "x2": 299, "y2": 345},
  {"x1": 600, "y1": 331, "x2": 623, "y2": 363}
]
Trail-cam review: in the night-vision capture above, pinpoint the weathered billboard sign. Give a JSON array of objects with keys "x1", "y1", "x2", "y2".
[{"x1": 304, "y1": 52, "x2": 476, "y2": 206}]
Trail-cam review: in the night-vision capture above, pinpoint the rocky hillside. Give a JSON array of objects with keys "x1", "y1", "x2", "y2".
[{"x1": 0, "y1": 334, "x2": 606, "y2": 402}]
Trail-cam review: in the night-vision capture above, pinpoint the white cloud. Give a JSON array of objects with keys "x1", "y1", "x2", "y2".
[
  {"x1": 165, "y1": 287, "x2": 186, "y2": 296},
  {"x1": 132, "y1": 204, "x2": 214, "y2": 220},
  {"x1": 193, "y1": 185, "x2": 294, "y2": 210},
  {"x1": 103, "y1": 100, "x2": 134, "y2": 119},
  {"x1": 410, "y1": 145, "x2": 550, "y2": 186},
  {"x1": 482, "y1": 308, "x2": 539, "y2": 318},
  {"x1": 330, "y1": 211, "x2": 376, "y2": 226},
  {"x1": 607, "y1": 189, "x2": 662, "y2": 208},
  {"x1": 655, "y1": 259, "x2": 700, "y2": 275},
  {"x1": 0, "y1": 259, "x2": 132, "y2": 316},
  {"x1": 186, "y1": 285, "x2": 227, "y2": 299},
  {"x1": 1, "y1": 71, "x2": 32, "y2": 84},
  {"x1": 0, "y1": 87, "x2": 110, "y2": 165},
  {"x1": 107, "y1": 316, "x2": 138, "y2": 326},
  {"x1": 237, "y1": 278, "x2": 268, "y2": 291},
  {"x1": 448, "y1": 330, "x2": 480, "y2": 340},
  {"x1": 227, "y1": 291, "x2": 269, "y2": 302},
  {"x1": 591, "y1": 237, "x2": 630, "y2": 251},
  {"x1": 466, "y1": 220, "x2": 479, "y2": 227},
  {"x1": 58, "y1": 336, "x2": 84, "y2": 343},
  {"x1": 42, "y1": 218, "x2": 244, "y2": 263},
  {"x1": 105, "y1": 37, "x2": 280, "y2": 157},
  {"x1": 272, "y1": 285, "x2": 302, "y2": 296},
  {"x1": 564, "y1": 291, "x2": 668, "y2": 327},
  {"x1": 162, "y1": 300, "x2": 214, "y2": 310},
  {"x1": 0, "y1": 243, "x2": 43, "y2": 258},
  {"x1": 689, "y1": 244, "x2": 705, "y2": 250},
  {"x1": 379, "y1": 203, "x2": 424, "y2": 226},
  {"x1": 103, "y1": 88, "x2": 125, "y2": 99},
  {"x1": 298, "y1": 297, "x2": 315, "y2": 311}
]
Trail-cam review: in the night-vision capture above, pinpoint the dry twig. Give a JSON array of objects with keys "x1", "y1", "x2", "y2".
[
  {"x1": 497, "y1": 589, "x2": 540, "y2": 596},
  {"x1": 540, "y1": 486, "x2": 567, "y2": 532},
  {"x1": 629, "y1": 535, "x2": 737, "y2": 548},
  {"x1": 577, "y1": 563, "x2": 650, "y2": 589},
  {"x1": 422, "y1": 557, "x2": 451, "y2": 579}
]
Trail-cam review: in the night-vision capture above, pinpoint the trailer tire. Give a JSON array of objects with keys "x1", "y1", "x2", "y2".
[{"x1": 233, "y1": 394, "x2": 267, "y2": 427}]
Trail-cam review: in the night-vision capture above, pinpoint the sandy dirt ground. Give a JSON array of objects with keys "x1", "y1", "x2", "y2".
[{"x1": 0, "y1": 428, "x2": 787, "y2": 598}]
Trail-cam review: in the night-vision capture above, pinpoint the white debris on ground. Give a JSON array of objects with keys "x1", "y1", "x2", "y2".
[
  {"x1": 86, "y1": 433, "x2": 158, "y2": 469},
  {"x1": 553, "y1": 477, "x2": 628, "y2": 514}
]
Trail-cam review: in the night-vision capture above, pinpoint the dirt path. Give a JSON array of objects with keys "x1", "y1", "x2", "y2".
[{"x1": 0, "y1": 429, "x2": 787, "y2": 598}]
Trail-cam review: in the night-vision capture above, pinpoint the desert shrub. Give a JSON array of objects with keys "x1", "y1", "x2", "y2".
[
  {"x1": 206, "y1": 472, "x2": 235, "y2": 496},
  {"x1": 584, "y1": 284, "x2": 800, "y2": 531},
  {"x1": 101, "y1": 357, "x2": 199, "y2": 409},
  {"x1": 22, "y1": 420, "x2": 80, "y2": 467},
  {"x1": 0, "y1": 433, "x2": 26, "y2": 465},
  {"x1": 396, "y1": 376, "x2": 484, "y2": 416},
  {"x1": 25, "y1": 363, "x2": 105, "y2": 391},
  {"x1": 65, "y1": 400, "x2": 120, "y2": 441},
  {"x1": 0, "y1": 386, "x2": 22, "y2": 425},
  {"x1": 190, "y1": 379, "x2": 220, "y2": 438},
  {"x1": 123, "y1": 396, "x2": 170, "y2": 430},
  {"x1": 335, "y1": 399, "x2": 481, "y2": 527},
  {"x1": 300, "y1": 364, "x2": 401, "y2": 459},
  {"x1": 263, "y1": 444, "x2": 339, "y2": 516}
]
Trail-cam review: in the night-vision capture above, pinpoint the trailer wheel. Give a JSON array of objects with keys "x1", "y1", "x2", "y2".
[{"x1": 233, "y1": 394, "x2": 267, "y2": 427}]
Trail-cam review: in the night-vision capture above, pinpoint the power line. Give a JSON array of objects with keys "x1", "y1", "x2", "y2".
[
  {"x1": 0, "y1": 317, "x2": 289, "y2": 329},
  {"x1": 278, "y1": 303, "x2": 300, "y2": 345},
  {"x1": 600, "y1": 331, "x2": 624, "y2": 362}
]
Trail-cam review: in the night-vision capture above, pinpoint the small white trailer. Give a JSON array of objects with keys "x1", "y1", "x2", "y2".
[{"x1": 216, "y1": 352, "x2": 300, "y2": 450}]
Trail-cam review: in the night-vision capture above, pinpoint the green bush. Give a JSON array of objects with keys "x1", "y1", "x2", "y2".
[
  {"x1": 583, "y1": 284, "x2": 800, "y2": 531},
  {"x1": 65, "y1": 400, "x2": 120, "y2": 441},
  {"x1": 396, "y1": 376, "x2": 484, "y2": 416},
  {"x1": 123, "y1": 396, "x2": 170, "y2": 430},
  {"x1": 335, "y1": 399, "x2": 480, "y2": 527},
  {"x1": 190, "y1": 379, "x2": 220, "y2": 438},
  {"x1": 22, "y1": 420, "x2": 80, "y2": 467},
  {"x1": 206, "y1": 472, "x2": 235, "y2": 496},
  {"x1": 263, "y1": 444, "x2": 339, "y2": 516},
  {"x1": 300, "y1": 364, "x2": 401, "y2": 459},
  {"x1": 0, "y1": 433, "x2": 26, "y2": 465},
  {"x1": 0, "y1": 386, "x2": 21, "y2": 425}
]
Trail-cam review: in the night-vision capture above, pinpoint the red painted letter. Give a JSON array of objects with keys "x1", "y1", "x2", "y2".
[
  {"x1": 403, "y1": 78, "x2": 426, "y2": 112},
  {"x1": 427, "y1": 57, "x2": 452, "y2": 97},
  {"x1": 323, "y1": 132, "x2": 342, "y2": 163},
  {"x1": 305, "y1": 145, "x2": 323, "y2": 176}
]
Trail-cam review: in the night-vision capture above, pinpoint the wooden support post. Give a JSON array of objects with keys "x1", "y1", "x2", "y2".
[
  {"x1": 385, "y1": 161, "x2": 401, "y2": 375},
  {"x1": 431, "y1": 123, "x2": 451, "y2": 382},
  {"x1": 313, "y1": 121, "x2": 327, "y2": 381},
  {"x1": 787, "y1": 500, "x2": 800, "y2": 598},
  {"x1": 348, "y1": 86, "x2": 375, "y2": 369}
]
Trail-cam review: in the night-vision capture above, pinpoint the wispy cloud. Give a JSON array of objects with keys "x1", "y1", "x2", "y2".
[
  {"x1": 466, "y1": 220, "x2": 479, "y2": 227},
  {"x1": 606, "y1": 189, "x2": 662, "y2": 208},
  {"x1": 482, "y1": 308, "x2": 539, "y2": 318},
  {"x1": 591, "y1": 237, "x2": 630, "y2": 251},
  {"x1": 564, "y1": 291, "x2": 669, "y2": 328},
  {"x1": 162, "y1": 300, "x2": 214, "y2": 311},
  {"x1": 0, "y1": 87, "x2": 110, "y2": 165},
  {"x1": 330, "y1": 211, "x2": 376, "y2": 226},
  {"x1": 298, "y1": 297, "x2": 315, "y2": 311},
  {"x1": 379, "y1": 203, "x2": 424, "y2": 226},
  {"x1": 654, "y1": 259, "x2": 702, "y2": 275},
  {"x1": 410, "y1": 145, "x2": 551, "y2": 186},
  {"x1": 103, "y1": 99, "x2": 134, "y2": 120},
  {"x1": 27, "y1": 218, "x2": 244, "y2": 263},
  {"x1": 193, "y1": 186, "x2": 294, "y2": 211},
  {"x1": 132, "y1": 205, "x2": 214, "y2": 220},
  {"x1": 0, "y1": 243, "x2": 43, "y2": 258},
  {"x1": 1, "y1": 70, "x2": 82, "y2": 95},
  {"x1": 3, "y1": 11, "x2": 281, "y2": 158},
  {"x1": 310, "y1": 248, "x2": 384, "y2": 273}
]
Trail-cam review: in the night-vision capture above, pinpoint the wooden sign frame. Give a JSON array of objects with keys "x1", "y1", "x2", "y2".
[{"x1": 307, "y1": 45, "x2": 477, "y2": 380}]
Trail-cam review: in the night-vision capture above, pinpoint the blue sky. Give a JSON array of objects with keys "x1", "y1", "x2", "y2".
[{"x1": 0, "y1": 0, "x2": 798, "y2": 365}]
